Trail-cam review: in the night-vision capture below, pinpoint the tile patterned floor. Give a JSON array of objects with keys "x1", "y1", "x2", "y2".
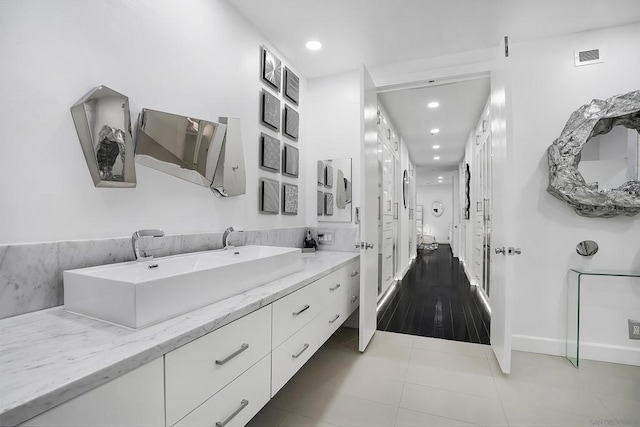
[
  {"x1": 377, "y1": 245, "x2": 490, "y2": 344},
  {"x1": 248, "y1": 328, "x2": 640, "y2": 427}
]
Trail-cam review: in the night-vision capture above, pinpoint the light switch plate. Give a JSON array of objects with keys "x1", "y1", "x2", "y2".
[
  {"x1": 629, "y1": 319, "x2": 640, "y2": 340},
  {"x1": 318, "y1": 230, "x2": 335, "y2": 245}
]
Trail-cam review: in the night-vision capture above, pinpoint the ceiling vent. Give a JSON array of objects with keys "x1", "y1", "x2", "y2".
[{"x1": 574, "y1": 48, "x2": 602, "y2": 67}]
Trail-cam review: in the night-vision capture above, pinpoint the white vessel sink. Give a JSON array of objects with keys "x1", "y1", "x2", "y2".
[{"x1": 63, "y1": 245, "x2": 302, "y2": 328}]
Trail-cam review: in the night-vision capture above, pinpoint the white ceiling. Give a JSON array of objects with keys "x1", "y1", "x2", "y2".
[
  {"x1": 229, "y1": 0, "x2": 640, "y2": 79},
  {"x1": 379, "y1": 78, "x2": 490, "y2": 169},
  {"x1": 229, "y1": 0, "x2": 640, "y2": 171}
]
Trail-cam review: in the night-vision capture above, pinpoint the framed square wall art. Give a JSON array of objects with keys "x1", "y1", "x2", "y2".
[
  {"x1": 283, "y1": 105, "x2": 299, "y2": 141},
  {"x1": 282, "y1": 183, "x2": 298, "y2": 215},
  {"x1": 259, "y1": 177, "x2": 279, "y2": 214},
  {"x1": 260, "y1": 133, "x2": 280, "y2": 172},
  {"x1": 282, "y1": 143, "x2": 299, "y2": 177},
  {"x1": 261, "y1": 89, "x2": 280, "y2": 131},
  {"x1": 261, "y1": 46, "x2": 281, "y2": 92},
  {"x1": 284, "y1": 66, "x2": 299, "y2": 105}
]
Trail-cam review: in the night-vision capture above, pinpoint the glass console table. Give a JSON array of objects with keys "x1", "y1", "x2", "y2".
[{"x1": 567, "y1": 269, "x2": 640, "y2": 367}]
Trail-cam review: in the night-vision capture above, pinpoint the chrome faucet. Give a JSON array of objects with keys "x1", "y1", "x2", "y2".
[
  {"x1": 222, "y1": 226, "x2": 243, "y2": 249},
  {"x1": 132, "y1": 229, "x2": 165, "y2": 261}
]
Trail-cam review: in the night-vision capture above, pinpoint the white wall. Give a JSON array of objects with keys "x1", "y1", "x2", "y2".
[
  {"x1": 505, "y1": 23, "x2": 640, "y2": 355},
  {"x1": 416, "y1": 184, "x2": 453, "y2": 244},
  {"x1": 0, "y1": 0, "x2": 307, "y2": 244},
  {"x1": 305, "y1": 71, "x2": 360, "y2": 229}
]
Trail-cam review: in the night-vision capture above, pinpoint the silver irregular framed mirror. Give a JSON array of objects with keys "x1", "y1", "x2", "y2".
[
  {"x1": 136, "y1": 108, "x2": 227, "y2": 186},
  {"x1": 547, "y1": 90, "x2": 640, "y2": 218},
  {"x1": 70, "y1": 85, "x2": 136, "y2": 187},
  {"x1": 318, "y1": 158, "x2": 352, "y2": 222}
]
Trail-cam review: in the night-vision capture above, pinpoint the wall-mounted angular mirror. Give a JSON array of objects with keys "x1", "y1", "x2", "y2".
[
  {"x1": 70, "y1": 85, "x2": 136, "y2": 187},
  {"x1": 211, "y1": 117, "x2": 246, "y2": 197},
  {"x1": 135, "y1": 108, "x2": 227, "y2": 187}
]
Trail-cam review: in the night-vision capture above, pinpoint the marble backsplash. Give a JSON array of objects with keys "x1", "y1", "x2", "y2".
[{"x1": 0, "y1": 226, "x2": 359, "y2": 320}]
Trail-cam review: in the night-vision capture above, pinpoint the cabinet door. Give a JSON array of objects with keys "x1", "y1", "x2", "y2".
[{"x1": 20, "y1": 359, "x2": 164, "y2": 427}]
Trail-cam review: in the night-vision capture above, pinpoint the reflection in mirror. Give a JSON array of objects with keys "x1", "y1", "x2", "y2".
[
  {"x1": 70, "y1": 85, "x2": 136, "y2": 187},
  {"x1": 318, "y1": 158, "x2": 352, "y2": 222},
  {"x1": 431, "y1": 200, "x2": 444, "y2": 217},
  {"x1": 211, "y1": 117, "x2": 246, "y2": 197},
  {"x1": 403, "y1": 169, "x2": 409, "y2": 208},
  {"x1": 336, "y1": 169, "x2": 352, "y2": 209},
  {"x1": 578, "y1": 126, "x2": 639, "y2": 191},
  {"x1": 135, "y1": 109, "x2": 227, "y2": 187},
  {"x1": 576, "y1": 240, "x2": 599, "y2": 257}
]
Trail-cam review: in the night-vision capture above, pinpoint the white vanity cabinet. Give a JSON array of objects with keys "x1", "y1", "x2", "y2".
[
  {"x1": 271, "y1": 259, "x2": 360, "y2": 395},
  {"x1": 13, "y1": 256, "x2": 360, "y2": 427},
  {"x1": 165, "y1": 306, "x2": 272, "y2": 426},
  {"x1": 19, "y1": 358, "x2": 164, "y2": 427}
]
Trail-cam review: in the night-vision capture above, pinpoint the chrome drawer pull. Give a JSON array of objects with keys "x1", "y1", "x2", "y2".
[
  {"x1": 293, "y1": 304, "x2": 310, "y2": 316},
  {"x1": 351, "y1": 295, "x2": 359, "y2": 303},
  {"x1": 215, "y1": 399, "x2": 249, "y2": 427},
  {"x1": 329, "y1": 314, "x2": 340, "y2": 324},
  {"x1": 329, "y1": 283, "x2": 341, "y2": 291},
  {"x1": 292, "y1": 343, "x2": 310, "y2": 359},
  {"x1": 215, "y1": 343, "x2": 249, "y2": 365},
  {"x1": 350, "y1": 271, "x2": 359, "y2": 277}
]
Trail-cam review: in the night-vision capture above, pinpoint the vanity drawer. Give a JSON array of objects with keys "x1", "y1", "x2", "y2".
[
  {"x1": 165, "y1": 306, "x2": 271, "y2": 427},
  {"x1": 317, "y1": 294, "x2": 350, "y2": 346},
  {"x1": 347, "y1": 273, "x2": 360, "y2": 316},
  {"x1": 318, "y1": 267, "x2": 348, "y2": 300},
  {"x1": 19, "y1": 359, "x2": 164, "y2": 427},
  {"x1": 174, "y1": 355, "x2": 271, "y2": 427},
  {"x1": 272, "y1": 275, "x2": 329, "y2": 348},
  {"x1": 271, "y1": 318, "x2": 318, "y2": 396}
]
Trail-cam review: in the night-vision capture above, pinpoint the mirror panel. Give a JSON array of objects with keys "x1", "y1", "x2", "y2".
[
  {"x1": 318, "y1": 158, "x2": 352, "y2": 222},
  {"x1": 578, "y1": 126, "x2": 639, "y2": 191},
  {"x1": 70, "y1": 85, "x2": 136, "y2": 187},
  {"x1": 135, "y1": 108, "x2": 227, "y2": 187}
]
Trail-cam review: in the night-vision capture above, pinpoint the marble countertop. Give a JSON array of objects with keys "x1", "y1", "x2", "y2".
[{"x1": 0, "y1": 251, "x2": 359, "y2": 426}]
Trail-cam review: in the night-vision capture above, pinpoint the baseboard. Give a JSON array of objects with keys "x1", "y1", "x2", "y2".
[
  {"x1": 579, "y1": 341, "x2": 640, "y2": 366},
  {"x1": 460, "y1": 260, "x2": 474, "y2": 286},
  {"x1": 512, "y1": 334, "x2": 640, "y2": 365},
  {"x1": 511, "y1": 334, "x2": 566, "y2": 356},
  {"x1": 399, "y1": 258, "x2": 414, "y2": 279}
]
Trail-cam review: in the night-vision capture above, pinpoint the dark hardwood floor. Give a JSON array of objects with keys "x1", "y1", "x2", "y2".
[{"x1": 377, "y1": 244, "x2": 491, "y2": 344}]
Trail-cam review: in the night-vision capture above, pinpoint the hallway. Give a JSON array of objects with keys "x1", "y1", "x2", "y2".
[{"x1": 377, "y1": 244, "x2": 490, "y2": 344}]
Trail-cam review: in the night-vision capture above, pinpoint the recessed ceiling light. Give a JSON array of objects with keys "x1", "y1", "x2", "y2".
[
  {"x1": 430, "y1": 128, "x2": 440, "y2": 135},
  {"x1": 438, "y1": 176, "x2": 443, "y2": 179},
  {"x1": 433, "y1": 156, "x2": 440, "y2": 160},
  {"x1": 427, "y1": 102, "x2": 439, "y2": 109},
  {"x1": 432, "y1": 144, "x2": 440, "y2": 149},
  {"x1": 305, "y1": 40, "x2": 322, "y2": 51}
]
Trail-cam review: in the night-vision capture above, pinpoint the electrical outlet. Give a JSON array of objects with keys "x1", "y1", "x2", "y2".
[
  {"x1": 629, "y1": 319, "x2": 640, "y2": 340},
  {"x1": 317, "y1": 230, "x2": 335, "y2": 245}
]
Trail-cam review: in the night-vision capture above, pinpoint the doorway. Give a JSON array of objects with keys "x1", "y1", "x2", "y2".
[{"x1": 374, "y1": 76, "x2": 493, "y2": 345}]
